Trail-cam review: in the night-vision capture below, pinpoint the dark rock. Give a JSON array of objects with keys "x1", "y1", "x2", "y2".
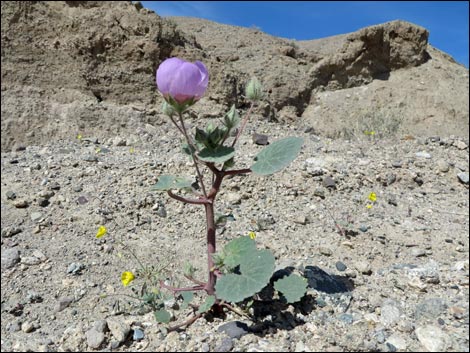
[
  {"x1": 55, "y1": 297, "x2": 74, "y2": 312},
  {"x1": 217, "y1": 321, "x2": 250, "y2": 339},
  {"x1": 323, "y1": 176, "x2": 336, "y2": 188},
  {"x1": 252, "y1": 133, "x2": 269, "y2": 145},
  {"x1": 6, "y1": 191, "x2": 16, "y2": 200},
  {"x1": 336, "y1": 261, "x2": 347, "y2": 272}
]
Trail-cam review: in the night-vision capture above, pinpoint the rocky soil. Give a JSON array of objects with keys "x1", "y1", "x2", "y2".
[
  {"x1": 1, "y1": 116, "x2": 469, "y2": 351},
  {"x1": 1, "y1": 1, "x2": 469, "y2": 352}
]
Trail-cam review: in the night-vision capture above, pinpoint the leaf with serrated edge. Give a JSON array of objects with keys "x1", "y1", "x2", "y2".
[
  {"x1": 155, "y1": 309, "x2": 171, "y2": 324},
  {"x1": 215, "y1": 249, "x2": 275, "y2": 303},
  {"x1": 251, "y1": 137, "x2": 303, "y2": 175},
  {"x1": 198, "y1": 146, "x2": 235, "y2": 163},
  {"x1": 273, "y1": 274, "x2": 308, "y2": 303},
  {"x1": 197, "y1": 295, "x2": 216, "y2": 314},
  {"x1": 151, "y1": 175, "x2": 192, "y2": 191}
]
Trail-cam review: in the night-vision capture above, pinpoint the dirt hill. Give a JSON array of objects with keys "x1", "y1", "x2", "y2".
[{"x1": 1, "y1": 1, "x2": 468, "y2": 151}]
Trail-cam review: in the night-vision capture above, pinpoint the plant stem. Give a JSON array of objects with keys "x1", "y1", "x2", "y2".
[
  {"x1": 231, "y1": 102, "x2": 255, "y2": 148},
  {"x1": 204, "y1": 202, "x2": 217, "y2": 295},
  {"x1": 178, "y1": 112, "x2": 208, "y2": 197}
]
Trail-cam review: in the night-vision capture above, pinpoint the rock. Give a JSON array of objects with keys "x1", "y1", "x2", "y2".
[
  {"x1": 31, "y1": 212, "x2": 44, "y2": 222},
  {"x1": 214, "y1": 337, "x2": 233, "y2": 352},
  {"x1": 86, "y1": 329, "x2": 105, "y2": 349},
  {"x1": 93, "y1": 320, "x2": 108, "y2": 333},
  {"x1": 323, "y1": 176, "x2": 336, "y2": 188},
  {"x1": 415, "y1": 325, "x2": 450, "y2": 352},
  {"x1": 457, "y1": 172, "x2": 469, "y2": 185},
  {"x1": 411, "y1": 248, "x2": 426, "y2": 257},
  {"x1": 67, "y1": 262, "x2": 85, "y2": 275},
  {"x1": 1, "y1": 248, "x2": 20, "y2": 269},
  {"x1": 112, "y1": 136, "x2": 127, "y2": 146},
  {"x1": 293, "y1": 215, "x2": 307, "y2": 225},
  {"x1": 436, "y1": 160, "x2": 450, "y2": 172},
  {"x1": 335, "y1": 261, "x2": 347, "y2": 272},
  {"x1": 226, "y1": 192, "x2": 242, "y2": 205},
  {"x1": 453, "y1": 140, "x2": 468, "y2": 150},
  {"x1": 385, "y1": 334, "x2": 407, "y2": 351},
  {"x1": 319, "y1": 247, "x2": 333, "y2": 256},
  {"x1": 13, "y1": 199, "x2": 29, "y2": 208},
  {"x1": 415, "y1": 298, "x2": 447, "y2": 320},
  {"x1": 73, "y1": 185, "x2": 83, "y2": 192},
  {"x1": 1, "y1": 226, "x2": 22, "y2": 238},
  {"x1": 107, "y1": 318, "x2": 130, "y2": 344},
  {"x1": 82, "y1": 155, "x2": 98, "y2": 162},
  {"x1": 415, "y1": 151, "x2": 432, "y2": 159},
  {"x1": 21, "y1": 321, "x2": 35, "y2": 333},
  {"x1": 380, "y1": 301, "x2": 401, "y2": 326},
  {"x1": 49, "y1": 181, "x2": 61, "y2": 190},
  {"x1": 37, "y1": 198, "x2": 50, "y2": 207},
  {"x1": 55, "y1": 297, "x2": 74, "y2": 312},
  {"x1": 132, "y1": 328, "x2": 144, "y2": 341},
  {"x1": 217, "y1": 321, "x2": 250, "y2": 339},
  {"x1": 252, "y1": 133, "x2": 269, "y2": 145},
  {"x1": 6, "y1": 190, "x2": 17, "y2": 200},
  {"x1": 392, "y1": 161, "x2": 403, "y2": 168},
  {"x1": 355, "y1": 261, "x2": 372, "y2": 275},
  {"x1": 314, "y1": 188, "x2": 326, "y2": 198}
]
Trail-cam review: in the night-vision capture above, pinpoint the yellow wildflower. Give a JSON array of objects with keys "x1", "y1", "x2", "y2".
[
  {"x1": 96, "y1": 226, "x2": 107, "y2": 238},
  {"x1": 368, "y1": 192, "x2": 377, "y2": 202},
  {"x1": 366, "y1": 204, "x2": 373, "y2": 209},
  {"x1": 248, "y1": 231, "x2": 256, "y2": 240},
  {"x1": 121, "y1": 271, "x2": 135, "y2": 286},
  {"x1": 129, "y1": 147, "x2": 135, "y2": 153},
  {"x1": 77, "y1": 134, "x2": 82, "y2": 140}
]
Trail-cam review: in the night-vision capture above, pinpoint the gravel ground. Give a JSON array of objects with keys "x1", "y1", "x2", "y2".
[{"x1": 1, "y1": 117, "x2": 469, "y2": 352}]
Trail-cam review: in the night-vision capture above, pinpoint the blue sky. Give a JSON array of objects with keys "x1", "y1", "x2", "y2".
[{"x1": 142, "y1": 1, "x2": 469, "y2": 67}]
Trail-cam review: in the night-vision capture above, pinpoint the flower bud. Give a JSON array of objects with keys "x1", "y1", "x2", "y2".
[
  {"x1": 156, "y1": 57, "x2": 209, "y2": 107},
  {"x1": 161, "y1": 101, "x2": 176, "y2": 117},
  {"x1": 245, "y1": 77, "x2": 263, "y2": 101}
]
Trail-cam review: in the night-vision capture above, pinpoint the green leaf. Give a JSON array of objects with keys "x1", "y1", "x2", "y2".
[
  {"x1": 273, "y1": 274, "x2": 308, "y2": 303},
  {"x1": 181, "y1": 291, "x2": 194, "y2": 304},
  {"x1": 155, "y1": 309, "x2": 171, "y2": 324},
  {"x1": 151, "y1": 175, "x2": 192, "y2": 191},
  {"x1": 198, "y1": 146, "x2": 235, "y2": 164},
  {"x1": 181, "y1": 142, "x2": 196, "y2": 156},
  {"x1": 220, "y1": 236, "x2": 257, "y2": 269},
  {"x1": 197, "y1": 295, "x2": 216, "y2": 314},
  {"x1": 251, "y1": 137, "x2": 303, "y2": 176},
  {"x1": 224, "y1": 104, "x2": 240, "y2": 131},
  {"x1": 215, "y1": 249, "x2": 275, "y2": 303}
]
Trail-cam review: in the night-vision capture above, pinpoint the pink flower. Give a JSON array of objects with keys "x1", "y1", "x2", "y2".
[{"x1": 156, "y1": 57, "x2": 208, "y2": 104}]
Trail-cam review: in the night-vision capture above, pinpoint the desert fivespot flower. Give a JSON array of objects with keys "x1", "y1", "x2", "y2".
[
  {"x1": 368, "y1": 192, "x2": 377, "y2": 202},
  {"x1": 156, "y1": 57, "x2": 208, "y2": 104},
  {"x1": 96, "y1": 226, "x2": 107, "y2": 238},
  {"x1": 248, "y1": 231, "x2": 256, "y2": 240},
  {"x1": 121, "y1": 271, "x2": 135, "y2": 286}
]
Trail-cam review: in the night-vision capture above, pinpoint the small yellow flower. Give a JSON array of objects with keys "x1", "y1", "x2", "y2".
[
  {"x1": 95, "y1": 147, "x2": 101, "y2": 153},
  {"x1": 129, "y1": 147, "x2": 135, "y2": 153},
  {"x1": 77, "y1": 134, "x2": 82, "y2": 140},
  {"x1": 96, "y1": 226, "x2": 107, "y2": 238},
  {"x1": 121, "y1": 271, "x2": 135, "y2": 286},
  {"x1": 248, "y1": 231, "x2": 256, "y2": 240},
  {"x1": 368, "y1": 192, "x2": 377, "y2": 202},
  {"x1": 366, "y1": 204, "x2": 373, "y2": 209}
]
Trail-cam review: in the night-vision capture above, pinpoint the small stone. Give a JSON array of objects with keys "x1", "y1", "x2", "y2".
[
  {"x1": 323, "y1": 176, "x2": 336, "y2": 188},
  {"x1": 453, "y1": 140, "x2": 468, "y2": 150},
  {"x1": 113, "y1": 136, "x2": 127, "y2": 146},
  {"x1": 217, "y1": 321, "x2": 250, "y2": 339},
  {"x1": 1, "y1": 226, "x2": 22, "y2": 238},
  {"x1": 415, "y1": 298, "x2": 447, "y2": 320},
  {"x1": 226, "y1": 192, "x2": 241, "y2": 205},
  {"x1": 13, "y1": 199, "x2": 29, "y2": 208},
  {"x1": 314, "y1": 188, "x2": 326, "y2": 198},
  {"x1": 293, "y1": 215, "x2": 307, "y2": 225},
  {"x1": 1, "y1": 248, "x2": 20, "y2": 269},
  {"x1": 359, "y1": 225, "x2": 368, "y2": 233},
  {"x1": 335, "y1": 261, "x2": 347, "y2": 272},
  {"x1": 449, "y1": 306, "x2": 466, "y2": 319},
  {"x1": 82, "y1": 155, "x2": 98, "y2": 162},
  {"x1": 416, "y1": 151, "x2": 432, "y2": 159},
  {"x1": 457, "y1": 172, "x2": 469, "y2": 185},
  {"x1": 6, "y1": 191, "x2": 17, "y2": 200},
  {"x1": 355, "y1": 261, "x2": 372, "y2": 275},
  {"x1": 49, "y1": 181, "x2": 60, "y2": 190},
  {"x1": 412, "y1": 248, "x2": 426, "y2": 257},
  {"x1": 338, "y1": 313, "x2": 354, "y2": 324},
  {"x1": 31, "y1": 212, "x2": 43, "y2": 222},
  {"x1": 37, "y1": 198, "x2": 50, "y2": 207},
  {"x1": 55, "y1": 297, "x2": 74, "y2": 312},
  {"x1": 93, "y1": 320, "x2": 108, "y2": 333},
  {"x1": 21, "y1": 321, "x2": 35, "y2": 333},
  {"x1": 392, "y1": 161, "x2": 403, "y2": 168},
  {"x1": 77, "y1": 196, "x2": 88, "y2": 205},
  {"x1": 415, "y1": 325, "x2": 450, "y2": 352},
  {"x1": 380, "y1": 301, "x2": 401, "y2": 326},
  {"x1": 107, "y1": 318, "x2": 130, "y2": 344},
  {"x1": 214, "y1": 337, "x2": 234, "y2": 352},
  {"x1": 132, "y1": 328, "x2": 144, "y2": 341},
  {"x1": 436, "y1": 160, "x2": 450, "y2": 173},
  {"x1": 86, "y1": 329, "x2": 105, "y2": 349},
  {"x1": 73, "y1": 185, "x2": 83, "y2": 192},
  {"x1": 252, "y1": 133, "x2": 269, "y2": 145},
  {"x1": 319, "y1": 247, "x2": 333, "y2": 256},
  {"x1": 67, "y1": 262, "x2": 84, "y2": 275},
  {"x1": 386, "y1": 173, "x2": 397, "y2": 186}
]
